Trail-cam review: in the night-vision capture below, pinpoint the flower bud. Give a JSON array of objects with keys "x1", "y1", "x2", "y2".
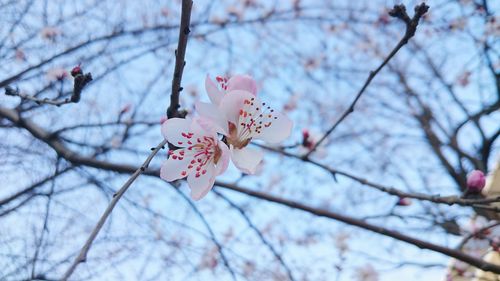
[
  {"x1": 396, "y1": 197, "x2": 412, "y2": 206},
  {"x1": 302, "y1": 129, "x2": 314, "y2": 149},
  {"x1": 467, "y1": 170, "x2": 486, "y2": 193},
  {"x1": 120, "y1": 103, "x2": 132, "y2": 114},
  {"x1": 71, "y1": 64, "x2": 82, "y2": 77}
]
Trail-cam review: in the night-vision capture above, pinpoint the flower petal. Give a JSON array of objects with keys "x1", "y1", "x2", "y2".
[
  {"x1": 160, "y1": 153, "x2": 191, "y2": 181},
  {"x1": 231, "y1": 146, "x2": 264, "y2": 174},
  {"x1": 215, "y1": 142, "x2": 230, "y2": 176},
  {"x1": 190, "y1": 116, "x2": 218, "y2": 139},
  {"x1": 161, "y1": 118, "x2": 199, "y2": 148},
  {"x1": 205, "y1": 74, "x2": 223, "y2": 105},
  {"x1": 219, "y1": 90, "x2": 255, "y2": 125},
  {"x1": 195, "y1": 101, "x2": 228, "y2": 134},
  {"x1": 187, "y1": 164, "x2": 215, "y2": 200},
  {"x1": 227, "y1": 74, "x2": 257, "y2": 96},
  {"x1": 256, "y1": 111, "x2": 293, "y2": 144}
]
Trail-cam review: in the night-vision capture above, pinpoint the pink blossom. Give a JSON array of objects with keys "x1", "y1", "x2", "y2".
[
  {"x1": 46, "y1": 67, "x2": 68, "y2": 81},
  {"x1": 205, "y1": 74, "x2": 257, "y2": 105},
  {"x1": 197, "y1": 75, "x2": 292, "y2": 174},
  {"x1": 302, "y1": 129, "x2": 315, "y2": 149},
  {"x1": 40, "y1": 26, "x2": 61, "y2": 41},
  {"x1": 467, "y1": 170, "x2": 486, "y2": 192},
  {"x1": 396, "y1": 197, "x2": 412, "y2": 206},
  {"x1": 71, "y1": 64, "x2": 82, "y2": 77},
  {"x1": 120, "y1": 103, "x2": 132, "y2": 114},
  {"x1": 160, "y1": 7, "x2": 169, "y2": 17},
  {"x1": 15, "y1": 49, "x2": 26, "y2": 61},
  {"x1": 354, "y1": 264, "x2": 378, "y2": 281},
  {"x1": 160, "y1": 117, "x2": 230, "y2": 200}
]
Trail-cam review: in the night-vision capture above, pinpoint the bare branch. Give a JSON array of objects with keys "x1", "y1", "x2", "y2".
[
  {"x1": 214, "y1": 181, "x2": 500, "y2": 274},
  {"x1": 167, "y1": 0, "x2": 193, "y2": 118},
  {"x1": 4, "y1": 67, "x2": 92, "y2": 107},
  {"x1": 305, "y1": 3, "x2": 429, "y2": 157}
]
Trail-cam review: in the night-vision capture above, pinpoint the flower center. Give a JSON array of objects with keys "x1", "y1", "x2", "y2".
[
  {"x1": 170, "y1": 135, "x2": 222, "y2": 178},
  {"x1": 225, "y1": 123, "x2": 250, "y2": 149},
  {"x1": 226, "y1": 97, "x2": 279, "y2": 149}
]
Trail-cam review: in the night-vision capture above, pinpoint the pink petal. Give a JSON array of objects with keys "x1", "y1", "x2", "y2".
[
  {"x1": 205, "y1": 74, "x2": 224, "y2": 105},
  {"x1": 187, "y1": 164, "x2": 215, "y2": 200},
  {"x1": 161, "y1": 118, "x2": 197, "y2": 148},
  {"x1": 256, "y1": 111, "x2": 293, "y2": 144},
  {"x1": 219, "y1": 90, "x2": 255, "y2": 125},
  {"x1": 227, "y1": 74, "x2": 257, "y2": 96},
  {"x1": 195, "y1": 101, "x2": 228, "y2": 134},
  {"x1": 230, "y1": 146, "x2": 264, "y2": 174},
  {"x1": 215, "y1": 142, "x2": 230, "y2": 176},
  {"x1": 467, "y1": 170, "x2": 486, "y2": 192},
  {"x1": 160, "y1": 154, "x2": 191, "y2": 181},
  {"x1": 190, "y1": 116, "x2": 218, "y2": 139}
]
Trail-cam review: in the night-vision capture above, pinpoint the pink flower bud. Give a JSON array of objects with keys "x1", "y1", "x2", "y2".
[
  {"x1": 302, "y1": 129, "x2": 310, "y2": 139},
  {"x1": 467, "y1": 170, "x2": 486, "y2": 192},
  {"x1": 160, "y1": 7, "x2": 169, "y2": 17},
  {"x1": 120, "y1": 103, "x2": 132, "y2": 114},
  {"x1": 71, "y1": 64, "x2": 82, "y2": 77},
  {"x1": 301, "y1": 129, "x2": 316, "y2": 150},
  {"x1": 396, "y1": 197, "x2": 412, "y2": 206},
  {"x1": 46, "y1": 67, "x2": 68, "y2": 81}
]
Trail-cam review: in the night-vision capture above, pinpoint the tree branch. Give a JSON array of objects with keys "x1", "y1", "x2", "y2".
[
  {"x1": 3, "y1": 103, "x2": 499, "y2": 273},
  {"x1": 167, "y1": 0, "x2": 193, "y2": 118},
  {"x1": 60, "y1": 139, "x2": 166, "y2": 281},
  {"x1": 305, "y1": 3, "x2": 429, "y2": 158},
  {"x1": 4, "y1": 67, "x2": 92, "y2": 107},
  {"x1": 213, "y1": 181, "x2": 500, "y2": 274},
  {"x1": 59, "y1": 1, "x2": 193, "y2": 279}
]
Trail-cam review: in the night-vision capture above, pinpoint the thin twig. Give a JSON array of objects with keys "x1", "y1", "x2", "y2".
[
  {"x1": 305, "y1": 3, "x2": 429, "y2": 157},
  {"x1": 175, "y1": 188, "x2": 238, "y2": 280},
  {"x1": 214, "y1": 190, "x2": 297, "y2": 281},
  {"x1": 261, "y1": 144, "x2": 500, "y2": 208},
  {"x1": 60, "y1": 139, "x2": 167, "y2": 280}
]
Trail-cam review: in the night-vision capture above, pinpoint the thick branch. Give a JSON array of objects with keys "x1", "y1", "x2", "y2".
[
  {"x1": 2, "y1": 106, "x2": 500, "y2": 273},
  {"x1": 214, "y1": 182, "x2": 500, "y2": 274},
  {"x1": 167, "y1": 0, "x2": 193, "y2": 118}
]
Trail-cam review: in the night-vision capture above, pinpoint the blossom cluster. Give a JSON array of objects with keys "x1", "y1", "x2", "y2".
[{"x1": 160, "y1": 74, "x2": 293, "y2": 200}]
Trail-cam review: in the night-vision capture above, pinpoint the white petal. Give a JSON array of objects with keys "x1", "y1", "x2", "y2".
[
  {"x1": 231, "y1": 146, "x2": 264, "y2": 174},
  {"x1": 219, "y1": 90, "x2": 255, "y2": 125},
  {"x1": 256, "y1": 111, "x2": 293, "y2": 144},
  {"x1": 161, "y1": 118, "x2": 198, "y2": 147},
  {"x1": 205, "y1": 74, "x2": 223, "y2": 105},
  {"x1": 195, "y1": 101, "x2": 228, "y2": 134},
  {"x1": 187, "y1": 163, "x2": 215, "y2": 200},
  {"x1": 160, "y1": 153, "x2": 191, "y2": 181},
  {"x1": 214, "y1": 142, "x2": 230, "y2": 176}
]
